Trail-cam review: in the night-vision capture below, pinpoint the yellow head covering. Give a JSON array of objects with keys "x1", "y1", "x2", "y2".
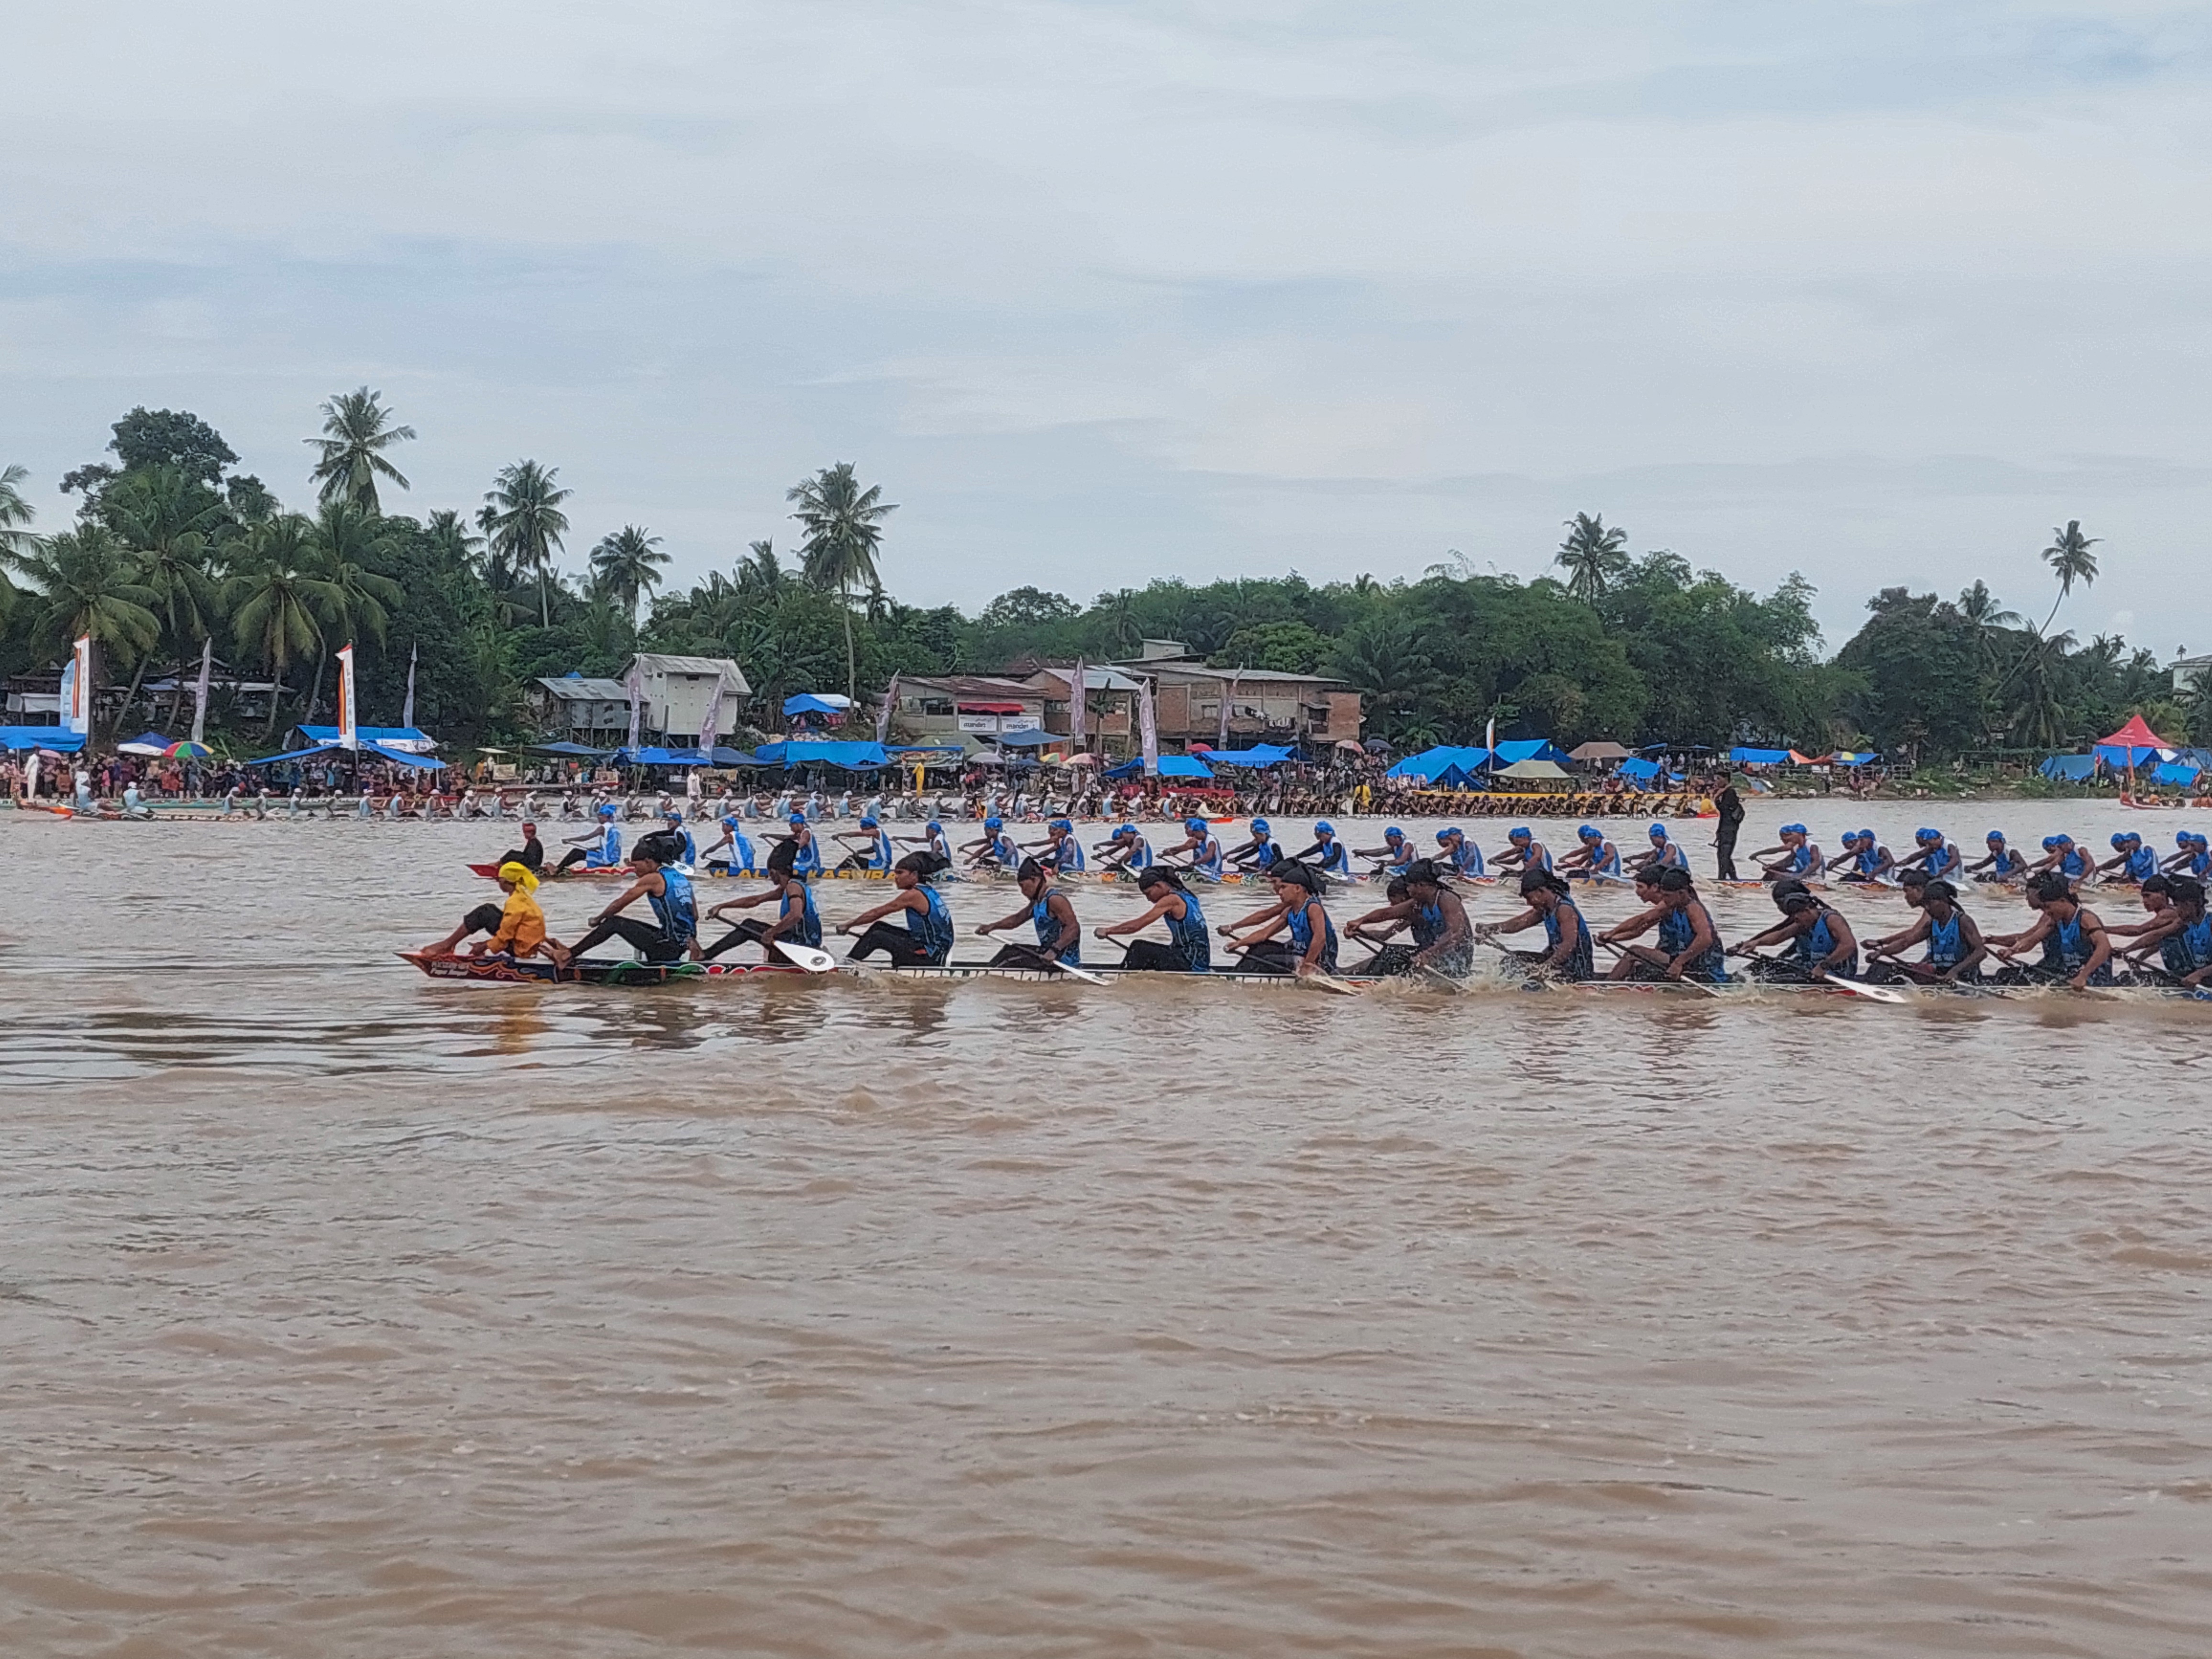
[{"x1": 497, "y1": 861, "x2": 540, "y2": 893}]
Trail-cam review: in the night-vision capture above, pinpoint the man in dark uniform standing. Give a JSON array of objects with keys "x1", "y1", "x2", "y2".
[{"x1": 1711, "y1": 774, "x2": 1744, "y2": 881}]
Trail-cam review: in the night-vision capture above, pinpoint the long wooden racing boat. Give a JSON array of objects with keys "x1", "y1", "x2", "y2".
[{"x1": 466, "y1": 861, "x2": 895, "y2": 883}]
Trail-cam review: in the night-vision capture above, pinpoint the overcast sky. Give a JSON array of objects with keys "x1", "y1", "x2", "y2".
[{"x1": 7, "y1": 2, "x2": 2210, "y2": 654}]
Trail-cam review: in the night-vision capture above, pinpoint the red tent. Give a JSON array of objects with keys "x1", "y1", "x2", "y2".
[{"x1": 2097, "y1": 714, "x2": 2172, "y2": 749}]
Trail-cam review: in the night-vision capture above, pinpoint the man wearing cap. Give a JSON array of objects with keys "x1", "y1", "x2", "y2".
[
  {"x1": 1355, "y1": 826, "x2": 1417, "y2": 873},
  {"x1": 834, "y1": 813, "x2": 897, "y2": 872},
  {"x1": 1434, "y1": 826, "x2": 1484, "y2": 878},
  {"x1": 1825, "y1": 829, "x2": 1894, "y2": 884},
  {"x1": 554, "y1": 833, "x2": 699, "y2": 971},
  {"x1": 1559, "y1": 824, "x2": 1623, "y2": 882},
  {"x1": 1963, "y1": 830, "x2": 2025, "y2": 882},
  {"x1": 700, "y1": 813, "x2": 757, "y2": 876},
  {"x1": 1034, "y1": 817, "x2": 1086, "y2": 873},
  {"x1": 779, "y1": 809, "x2": 824, "y2": 875},
  {"x1": 1223, "y1": 818, "x2": 1280, "y2": 873},
  {"x1": 1163, "y1": 816, "x2": 1226, "y2": 880},
  {"x1": 1094, "y1": 822, "x2": 1154, "y2": 876},
  {"x1": 1751, "y1": 823, "x2": 1820, "y2": 881},
  {"x1": 2093, "y1": 830, "x2": 2159, "y2": 885},
  {"x1": 1635, "y1": 822, "x2": 1690, "y2": 874},
  {"x1": 656, "y1": 808, "x2": 698, "y2": 871},
  {"x1": 963, "y1": 815, "x2": 1020, "y2": 872},
  {"x1": 1491, "y1": 825, "x2": 1552, "y2": 875},
  {"x1": 1286, "y1": 821, "x2": 1352, "y2": 877},
  {"x1": 553, "y1": 803, "x2": 623, "y2": 873}
]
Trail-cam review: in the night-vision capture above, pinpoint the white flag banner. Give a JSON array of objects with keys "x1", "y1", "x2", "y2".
[
  {"x1": 65, "y1": 634, "x2": 92, "y2": 735},
  {"x1": 625, "y1": 660, "x2": 645, "y2": 751},
  {"x1": 699, "y1": 678, "x2": 724, "y2": 756},
  {"x1": 1068, "y1": 660, "x2": 1086, "y2": 747},
  {"x1": 189, "y1": 637, "x2": 213, "y2": 745},
  {"x1": 401, "y1": 641, "x2": 418, "y2": 730},
  {"x1": 1139, "y1": 676, "x2": 1159, "y2": 776},
  {"x1": 1217, "y1": 672, "x2": 1236, "y2": 747},
  {"x1": 875, "y1": 673, "x2": 897, "y2": 745},
  {"x1": 336, "y1": 644, "x2": 359, "y2": 750}
]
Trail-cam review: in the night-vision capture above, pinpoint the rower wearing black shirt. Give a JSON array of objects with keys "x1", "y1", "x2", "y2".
[
  {"x1": 496, "y1": 820, "x2": 545, "y2": 873},
  {"x1": 1711, "y1": 776, "x2": 1744, "y2": 881}
]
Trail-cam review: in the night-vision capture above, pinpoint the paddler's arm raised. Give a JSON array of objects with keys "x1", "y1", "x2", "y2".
[{"x1": 704, "y1": 883, "x2": 781, "y2": 921}]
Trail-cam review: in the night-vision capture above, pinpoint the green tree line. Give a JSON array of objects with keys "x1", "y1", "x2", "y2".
[{"x1": 0, "y1": 396, "x2": 2194, "y2": 758}]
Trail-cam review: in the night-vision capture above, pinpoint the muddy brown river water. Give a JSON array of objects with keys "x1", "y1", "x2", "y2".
[{"x1": 3, "y1": 802, "x2": 2210, "y2": 1656}]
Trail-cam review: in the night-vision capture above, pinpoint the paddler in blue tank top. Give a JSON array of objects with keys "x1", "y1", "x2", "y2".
[
  {"x1": 2092, "y1": 830, "x2": 2159, "y2": 885},
  {"x1": 553, "y1": 831, "x2": 698, "y2": 971},
  {"x1": 831, "y1": 812, "x2": 896, "y2": 872},
  {"x1": 699, "y1": 813, "x2": 756, "y2": 875},
  {"x1": 1865, "y1": 879, "x2": 1988, "y2": 985},
  {"x1": 1990, "y1": 871, "x2": 2114, "y2": 988},
  {"x1": 1728, "y1": 878, "x2": 1860, "y2": 981},
  {"x1": 1096, "y1": 866, "x2": 1211, "y2": 972},
  {"x1": 962, "y1": 815, "x2": 1019, "y2": 873},
  {"x1": 1354, "y1": 826, "x2": 1416, "y2": 873},
  {"x1": 1479, "y1": 869, "x2": 1593, "y2": 981},
  {"x1": 1164, "y1": 817, "x2": 1226, "y2": 880},
  {"x1": 1034, "y1": 818, "x2": 1086, "y2": 873},
  {"x1": 1222, "y1": 860, "x2": 1339, "y2": 976},
  {"x1": 698, "y1": 842, "x2": 822, "y2": 962},
  {"x1": 1095, "y1": 822, "x2": 1153, "y2": 875},
  {"x1": 553, "y1": 803, "x2": 623, "y2": 873},
  {"x1": 2160, "y1": 830, "x2": 2212, "y2": 877},
  {"x1": 1634, "y1": 822, "x2": 1689, "y2": 874},
  {"x1": 1224, "y1": 818, "x2": 1280, "y2": 874},
  {"x1": 1492, "y1": 826, "x2": 1553, "y2": 877},
  {"x1": 2028, "y1": 833, "x2": 2090, "y2": 883},
  {"x1": 896, "y1": 819, "x2": 956, "y2": 867},
  {"x1": 1287, "y1": 820, "x2": 1352, "y2": 878},
  {"x1": 1825, "y1": 830, "x2": 1894, "y2": 884},
  {"x1": 1964, "y1": 830, "x2": 2024, "y2": 882},
  {"x1": 840, "y1": 853, "x2": 957, "y2": 966},
  {"x1": 780, "y1": 810, "x2": 823, "y2": 875},
  {"x1": 1599, "y1": 866, "x2": 1726, "y2": 982},
  {"x1": 2123, "y1": 875, "x2": 2212, "y2": 987},
  {"x1": 1559, "y1": 824, "x2": 1623, "y2": 883},
  {"x1": 1434, "y1": 827, "x2": 1484, "y2": 878},
  {"x1": 976, "y1": 858, "x2": 1083, "y2": 967},
  {"x1": 1752, "y1": 824, "x2": 1821, "y2": 881},
  {"x1": 657, "y1": 808, "x2": 697, "y2": 870},
  {"x1": 1897, "y1": 827, "x2": 1962, "y2": 880},
  {"x1": 1336, "y1": 860, "x2": 1470, "y2": 977}
]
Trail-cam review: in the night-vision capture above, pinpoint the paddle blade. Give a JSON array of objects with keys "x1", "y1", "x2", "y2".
[
  {"x1": 769, "y1": 940, "x2": 839, "y2": 973},
  {"x1": 1825, "y1": 975, "x2": 1909, "y2": 1005}
]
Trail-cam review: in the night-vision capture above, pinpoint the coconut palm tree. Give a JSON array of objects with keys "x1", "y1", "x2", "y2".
[
  {"x1": 587, "y1": 525, "x2": 670, "y2": 625},
  {"x1": 482, "y1": 460, "x2": 572, "y2": 627},
  {"x1": 11, "y1": 526, "x2": 161, "y2": 736},
  {"x1": 104, "y1": 464, "x2": 228, "y2": 721},
  {"x1": 787, "y1": 463, "x2": 896, "y2": 702},
  {"x1": 1554, "y1": 512, "x2": 1629, "y2": 603},
  {"x1": 299, "y1": 502, "x2": 403, "y2": 716},
  {"x1": 1096, "y1": 587, "x2": 1142, "y2": 652},
  {"x1": 2005, "y1": 627, "x2": 2077, "y2": 750},
  {"x1": 224, "y1": 514, "x2": 340, "y2": 734},
  {"x1": 0, "y1": 462, "x2": 36, "y2": 564},
  {"x1": 2040, "y1": 520, "x2": 2100, "y2": 632},
  {"x1": 424, "y1": 508, "x2": 482, "y2": 574},
  {"x1": 306, "y1": 387, "x2": 416, "y2": 514},
  {"x1": 736, "y1": 539, "x2": 786, "y2": 601}
]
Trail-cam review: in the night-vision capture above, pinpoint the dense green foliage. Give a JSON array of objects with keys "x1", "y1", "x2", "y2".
[{"x1": 0, "y1": 398, "x2": 2190, "y2": 758}]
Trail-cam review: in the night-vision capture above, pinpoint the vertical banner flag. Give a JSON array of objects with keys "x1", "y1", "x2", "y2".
[
  {"x1": 336, "y1": 644, "x2": 359, "y2": 750},
  {"x1": 625, "y1": 659, "x2": 644, "y2": 752},
  {"x1": 189, "y1": 637, "x2": 213, "y2": 745},
  {"x1": 401, "y1": 642, "x2": 418, "y2": 731},
  {"x1": 700, "y1": 676, "x2": 724, "y2": 757},
  {"x1": 1485, "y1": 714, "x2": 1496, "y2": 771},
  {"x1": 1068, "y1": 660, "x2": 1087, "y2": 749},
  {"x1": 875, "y1": 673, "x2": 897, "y2": 745},
  {"x1": 1139, "y1": 676, "x2": 1160, "y2": 776},
  {"x1": 1217, "y1": 672, "x2": 1236, "y2": 747},
  {"x1": 65, "y1": 634, "x2": 93, "y2": 735}
]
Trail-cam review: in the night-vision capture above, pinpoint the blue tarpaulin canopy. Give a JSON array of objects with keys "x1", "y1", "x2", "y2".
[
  {"x1": 0, "y1": 726, "x2": 86, "y2": 752},
  {"x1": 299, "y1": 725, "x2": 435, "y2": 749},
  {"x1": 1387, "y1": 745, "x2": 1491, "y2": 782},
  {"x1": 527, "y1": 741, "x2": 608, "y2": 757},
  {"x1": 1616, "y1": 757, "x2": 1663, "y2": 780},
  {"x1": 251, "y1": 740, "x2": 444, "y2": 770},
  {"x1": 1491, "y1": 738, "x2": 1569, "y2": 765},
  {"x1": 2153, "y1": 761, "x2": 2202, "y2": 786},
  {"x1": 1728, "y1": 746, "x2": 1795, "y2": 764},
  {"x1": 2039, "y1": 754, "x2": 2098, "y2": 782},
  {"x1": 1104, "y1": 754, "x2": 1214, "y2": 780},
  {"x1": 1196, "y1": 744, "x2": 1293, "y2": 768},
  {"x1": 750, "y1": 740, "x2": 889, "y2": 768},
  {"x1": 782, "y1": 693, "x2": 851, "y2": 718},
  {"x1": 994, "y1": 727, "x2": 1058, "y2": 748}
]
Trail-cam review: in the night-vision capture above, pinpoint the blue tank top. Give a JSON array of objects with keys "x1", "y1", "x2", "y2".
[
  {"x1": 790, "y1": 828, "x2": 821, "y2": 874},
  {"x1": 991, "y1": 832, "x2": 1018, "y2": 866},
  {"x1": 1165, "y1": 892, "x2": 1210, "y2": 971},
  {"x1": 1654, "y1": 841, "x2": 1687, "y2": 869},
  {"x1": 866, "y1": 829, "x2": 894, "y2": 870},
  {"x1": 2050, "y1": 912, "x2": 2108, "y2": 981},
  {"x1": 1316, "y1": 839, "x2": 1349, "y2": 874},
  {"x1": 1250, "y1": 840, "x2": 1277, "y2": 870},
  {"x1": 1525, "y1": 843, "x2": 1552, "y2": 873},
  {"x1": 1412, "y1": 900, "x2": 1443, "y2": 949},
  {"x1": 1592, "y1": 846, "x2": 1621, "y2": 877},
  {"x1": 1788, "y1": 843, "x2": 1814, "y2": 873},
  {"x1": 1285, "y1": 897, "x2": 1338, "y2": 973},
  {"x1": 2162, "y1": 914, "x2": 2212, "y2": 974},
  {"x1": 589, "y1": 824, "x2": 622, "y2": 865},
  {"x1": 904, "y1": 885, "x2": 953, "y2": 962},
  {"x1": 1539, "y1": 898, "x2": 1593, "y2": 979},
  {"x1": 1928, "y1": 843, "x2": 1959, "y2": 876},
  {"x1": 2058, "y1": 849, "x2": 2087, "y2": 878},
  {"x1": 1193, "y1": 836, "x2": 1223, "y2": 878},
  {"x1": 1854, "y1": 845, "x2": 1882, "y2": 876},
  {"x1": 649, "y1": 868, "x2": 697, "y2": 943},
  {"x1": 782, "y1": 880, "x2": 822, "y2": 948},
  {"x1": 726, "y1": 830, "x2": 754, "y2": 871},
  {"x1": 1989, "y1": 847, "x2": 2019, "y2": 875},
  {"x1": 1792, "y1": 908, "x2": 1857, "y2": 974},
  {"x1": 1658, "y1": 903, "x2": 1727, "y2": 981},
  {"x1": 1926, "y1": 912, "x2": 1964, "y2": 968},
  {"x1": 1121, "y1": 834, "x2": 1152, "y2": 871},
  {"x1": 1053, "y1": 836, "x2": 1085, "y2": 872},
  {"x1": 1452, "y1": 841, "x2": 1484, "y2": 876},
  {"x1": 673, "y1": 829, "x2": 697, "y2": 867},
  {"x1": 2126, "y1": 846, "x2": 2157, "y2": 881},
  {"x1": 1031, "y1": 887, "x2": 1078, "y2": 963},
  {"x1": 2191, "y1": 851, "x2": 2211, "y2": 878}
]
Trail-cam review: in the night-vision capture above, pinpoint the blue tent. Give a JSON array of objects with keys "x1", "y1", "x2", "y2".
[
  {"x1": 2039, "y1": 754, "x2": 2098, "y2": 782},
  {"x1": 994, "y1": 727, "x2": 1058, "y2": 748},
  {"x1": 1104, "y1": 754, "x2": 1214, "y2": 780},
  {"x1": 0, "y1": 727, "x2": 86, "y2": 753},
  {"x1": 527, "y1": 741, "x2": 608, "y2": 757},
  {"x1": 2154, "y1": 761, "x2": 2202, "y2": 786},
  {"x1": 251, "y1": 740, "x2": 443, "y2": 770},
  {"x1": 1388, "y1": 745, "x2": 1490, "y2": 782},
  {"x1": 1616, "y1": 757, "x2": 1663, "y2": 781},
  {"x1": 1728, "y1": 746, "x2": 1796, "y2": 764},
  {"x1": 750, "y1": 740, "x2": 889, "y2": 768},
  {"x1": 782, "y1": 693, "x2": 851, "y2": 718},
  {"x1": 299, "y1": 725, "x2": 435, "y2": 748},
  {"x1": 1198, "y1": 744, "x2": 1293, "y2": 768},
  {"x1": 1491, "y1": 738, "x2": 1569, "y2": 766}
]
